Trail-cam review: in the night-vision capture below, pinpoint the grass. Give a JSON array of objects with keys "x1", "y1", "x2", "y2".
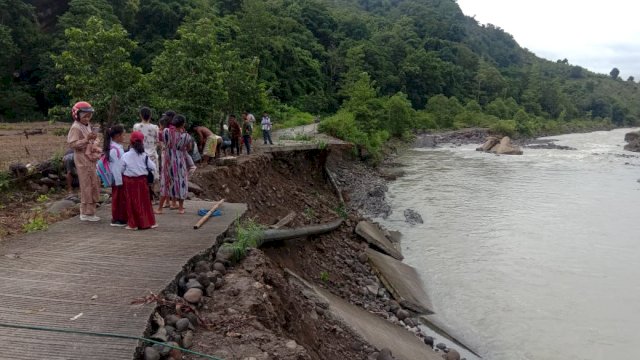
[
  {"x1": 0, "y1": 121, "x2": 69, "y2": 171},
  {"x1": 334, "y1": 204, "x2": 348, "y2": 220},
  {"x1": 303, "y1": 207, "x2": 316, "y2": 220},
  {"x1": 319, "y1": 271, "x2": 330, "y2": 283},
  {"x1": 36, "y1": 194, "x2": 49, "y2": 203},
  {"x1": 231, "y1": 218, "x2": 264, "y2": 262},
  {"x1": 23, "y1": 214, "x2": 48, "y2": 233}
]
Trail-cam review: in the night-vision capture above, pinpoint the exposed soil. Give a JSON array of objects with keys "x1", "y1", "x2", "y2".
[{"x1": 142, "y1": 148, "x2": 433, "y2": 360}]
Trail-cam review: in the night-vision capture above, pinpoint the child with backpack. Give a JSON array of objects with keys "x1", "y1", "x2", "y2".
[{"x1": 98, "y1": 125, "x2": 127, "y2": 226}]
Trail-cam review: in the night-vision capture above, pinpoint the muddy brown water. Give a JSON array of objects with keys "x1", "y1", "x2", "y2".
[{"x1": 379, "y1": 128, "x2": 640, "y2": 360}]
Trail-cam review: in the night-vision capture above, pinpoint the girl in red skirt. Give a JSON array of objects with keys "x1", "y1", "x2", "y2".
[
  {"x1": 104, "y1": 124, "x2": 127, "y2": 226},
  {"x1": 122, "y1": 131, "x2": 157, "y2": 230}
]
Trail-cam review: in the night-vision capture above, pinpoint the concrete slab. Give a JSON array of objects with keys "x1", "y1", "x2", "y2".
[
  {"x1": 366, "y1": 248, "x2": 434, "y2": 314},
  {"x1": 356, "y1": 221, "x2": 404, "y2": 260},
  {"x1": 0, "y1": 200, "x2": 246, "y2": 360},
  {"x1": 286, "y1": 269, "x2": 441, "y2": 360}
]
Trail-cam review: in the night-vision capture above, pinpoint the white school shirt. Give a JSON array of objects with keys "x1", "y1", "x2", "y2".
[
  {"x1": 122, "y1": 149, "x2": 157, "y2": 177},
  {"x1": 261, "y1": 116, "x2": 272, "y2": 131},
  {"x1": 109, "y1": 142, "x2": 125, "y2": 186}
]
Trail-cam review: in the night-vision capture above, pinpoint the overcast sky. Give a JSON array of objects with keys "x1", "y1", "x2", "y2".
[{"x1": 456, "y1": 0, "x2": 640, "y2": 80}]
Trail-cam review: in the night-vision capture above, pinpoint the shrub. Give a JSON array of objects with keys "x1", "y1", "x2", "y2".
[{"x1": 490, "y1": 120, "x2": 517, "y2": 137}]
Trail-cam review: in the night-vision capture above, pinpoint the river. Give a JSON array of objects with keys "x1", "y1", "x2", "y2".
[{"x1": 378, "y1": 128, "x2": 640, "y2": 360}]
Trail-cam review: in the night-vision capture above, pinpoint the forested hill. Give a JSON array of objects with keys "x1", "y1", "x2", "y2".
[{"x1": 2, "y1": 0, "x2": 639, "y2": 149}]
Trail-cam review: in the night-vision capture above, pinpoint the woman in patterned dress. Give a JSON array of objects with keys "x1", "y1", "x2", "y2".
[{"x1": 156, "y1": 114, "x2": 191, "y2": 214}]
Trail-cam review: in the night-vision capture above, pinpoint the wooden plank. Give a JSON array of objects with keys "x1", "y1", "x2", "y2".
[{"x1": 0, "y1": 200, "x2": 247, "y2": 359}]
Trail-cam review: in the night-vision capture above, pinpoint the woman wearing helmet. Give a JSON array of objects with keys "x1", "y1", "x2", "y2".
[{"x1": 67, "y1": 101, "x2": 102, "y2": 221}]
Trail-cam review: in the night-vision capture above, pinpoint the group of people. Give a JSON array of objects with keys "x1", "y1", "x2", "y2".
[{"x1": 66, "y1": 101, "x2": 273, "y2": 230}]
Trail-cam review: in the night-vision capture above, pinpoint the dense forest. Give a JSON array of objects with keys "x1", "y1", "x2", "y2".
[{"x1": 2, "y1": 0, "x2": 639, "y2": 154}]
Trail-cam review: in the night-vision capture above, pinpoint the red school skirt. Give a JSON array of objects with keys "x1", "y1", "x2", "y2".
[
  {"x1": 123, "y1": 175, "x2": 156, "y2": 229},
  {"x1": 111, "y1": 185, "x2": 128, "y2": 223}
]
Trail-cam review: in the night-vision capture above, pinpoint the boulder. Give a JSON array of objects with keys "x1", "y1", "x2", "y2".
[
  {"x1": 445, "y1": 349, "x2": 461, "y2": 360},
  {"x1": 403, "y1": 209, "x2": 423, "y2": 225},
  {"x1": 624, "y1": 130, "x2": 640, "y2": 152},
  {"x1": 188, "y1": 181, "x2": 203, "y2": 194},
  {"x1": 476, "y1": 136, "x2": 500, "y2": 152},
  {"x1": 183, "y1": 288, "x2": 203, "y2": 304},
  {"x1": 46, "y1": 199, "x2": 76, "y2": 214},
  {"x1": 490, "y1": 136, "x2": 523, "y2": 155}
]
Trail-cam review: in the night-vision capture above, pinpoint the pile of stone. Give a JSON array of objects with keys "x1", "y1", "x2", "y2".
[
  {"x1": 142, "y1": 260, "x2": 227, "y2": 360},
  {"x1": 624, "y1": 130, "x2": 640, "y2": 152},
  {"x1": 476, "y1": 136, "x2": 523, "y2": 155}
]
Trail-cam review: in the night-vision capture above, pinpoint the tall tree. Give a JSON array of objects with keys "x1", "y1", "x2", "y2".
[{"x1": 52, "y1": 17, "x2": 142, "y2": 124}]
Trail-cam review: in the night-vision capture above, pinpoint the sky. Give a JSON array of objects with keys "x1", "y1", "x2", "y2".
[{"x1": 456, "y1": 0, "x2": 640, "y2": 80}]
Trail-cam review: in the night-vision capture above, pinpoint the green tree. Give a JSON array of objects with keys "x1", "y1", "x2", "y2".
[
  {"x1": 52, "y1": 17, "x2": 142, "y2": 124},
  {"x1": 609, "y1": 67, "x2": 620, "y2": 79},
  {"x1": 147, "y1": 16, "x2": 266, "y2": 123}
]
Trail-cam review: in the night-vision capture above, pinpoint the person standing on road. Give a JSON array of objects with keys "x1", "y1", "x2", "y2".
[
  {"x1": 133, "y1": 107, "x2": 159, "y2": 200},
  {"x1": 261, "y1": 112, "x2": 273, "y2": 145},
  {"x1": 103, "y1": 124, "x2": 127, "y2": 227},
  {"x1": 242, "y1": 115, "x2": 253, "y2": 155},
  {"x1": 67, "y1": 101, "x2": 101, "y2": 222},
  {"x1": 122, "y1": 131, "x2": 157, "y2": 230},
  {"x1": 228, "y1": 114, "x2": 242, "y2": 155}
]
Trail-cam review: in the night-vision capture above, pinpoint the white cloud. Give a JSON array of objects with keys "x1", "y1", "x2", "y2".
[{"x1": 457, "y1": 0, "x2": 640, "y2": 79}]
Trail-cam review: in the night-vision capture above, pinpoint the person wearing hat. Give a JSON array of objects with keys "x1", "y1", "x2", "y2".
[
  {"x1": 67, "y1": 101, "x2": 102, "y2": 221},
  {"x1": 122, "y1": 131, "x2": 157, "y2": 230}
]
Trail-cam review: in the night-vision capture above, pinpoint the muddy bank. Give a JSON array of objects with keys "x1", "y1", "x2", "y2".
[{"x1": 138, "y1": 148, "x2": 454, "y2": 360}]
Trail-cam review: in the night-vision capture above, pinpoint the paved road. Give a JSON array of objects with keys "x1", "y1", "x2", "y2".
[{"x1": 0, "y1": 200, "x2": 246, "y2": 360}]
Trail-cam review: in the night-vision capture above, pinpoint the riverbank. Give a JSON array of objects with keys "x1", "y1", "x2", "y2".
[
  {"x1": 149, "y1": 148, "x2": 456, "y2": 360},
  {"x1": 0, "y1": 141, "x2": 459, "y2": 359}
]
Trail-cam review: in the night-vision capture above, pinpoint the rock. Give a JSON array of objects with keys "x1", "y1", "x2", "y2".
[
  {"x1": 182, "y1": 330, "x2": 194, "y2": 348},
  {"x1": 213, "y1": 262, "x2": 226, "y2": 274},
  {"x1": 196, "y1": 273, "x2": 211, "y2": 288},
  {"x1": 152, "y1": 342, "x2": 172, "y2": 357},
  {"x1": 47, "y1": 173, "x2": 59, "y2": 180},
  {"x1": 489, "y1": 136, "x2": 523, "y2": 155},
  {"x1": 183, "y1": 288, "x2": 203, "y2": 304},
  {"x1": 396, "y1": 309, "x2": 409, "y2": 321},
  {"x1": 624, "y1": 130, "x2": 640, "y2": 152},
  {"x1": 165, "y1": 314, "x2": 180, "y2": 327},
  {"x1": 216, "y1": 243, "x2": 235, "y2": 264},
  {"x1": 436, "y1": 343, "x2": 447, "y2": 351},
  {"x1": 476, "y1": 136, "x2": 500, "y2": 152},
  {"x1": 388, "y1": 300, "x2": 400, "y2": 313},
  {"x1": 194, "y1": 260, "x2": 210, "y2": 273},
  {"x1": 215, "y1": 277, "x2": 224, "y2": 289},
  {"x1": 175, "y1": 318, "x2": 190, "y2": 332},
  {"x1": 150, "y1": 326, "x2": 168, "y2": 342},
  {"x1": 357, "y1": 252, "x2": 368, "y2": 264},
  {"x1": 186, "y1": 279, "x2": 203, "y2": 289},
  {"x1": 625, "y1": 130, "x2": 640, "y2": 143},
  {"x1": 423, "y1": 335, "x2": 434, "y2": 348},
  {"x1": 144, "y1": 346, "x2": 160, "y2": 360},
  {"x1": 366, "y1": 284, "x2": 379, "y2": 297},
  {"x1": 206, "y1": 283, "x2": 216, "y2": 297},
  {"x1": 403, "y1": 209, "x2": 423, "y2": 225},
  {"x1": 46, "y1": 199, "x2": 76, "y2": 214},
  {"x1": 39, "y1": 177, "x2": 56, "y2": 187},
  {"x1": 285, "y1": 340, "x2": 297, "y2": 349},
  {"x1": 9, "y1": 163, "x2": 28, "y2": 177},
  {"x1": 445, "y1": 349, "x2": 461, "y2": 360},
  {"x1": 186, "y1": 312, "x2": 198, "y2": 328},
  {"x1": 188, "y1": 181, "x2": 203, "y2": 194},
  {"x1": 376, "y1": 348, "x2": 394, "y2": 360}
]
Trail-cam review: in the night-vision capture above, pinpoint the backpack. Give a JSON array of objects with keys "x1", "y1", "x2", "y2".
[{"x1": 96, "y1": 146, "x2": 121, "y2": 187}]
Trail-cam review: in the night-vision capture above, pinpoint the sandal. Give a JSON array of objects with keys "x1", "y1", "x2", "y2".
[
  {"x1": 154, "y1": 209, "x2": 163, "y2": 214},
  {"x1": 177, "y1": 208, "x2": 185, "y2": 214}
]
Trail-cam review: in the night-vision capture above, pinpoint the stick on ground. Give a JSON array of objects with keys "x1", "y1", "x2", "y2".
[{"x1": 193, "y1": 199, "x2": 225, "y2": 229}]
